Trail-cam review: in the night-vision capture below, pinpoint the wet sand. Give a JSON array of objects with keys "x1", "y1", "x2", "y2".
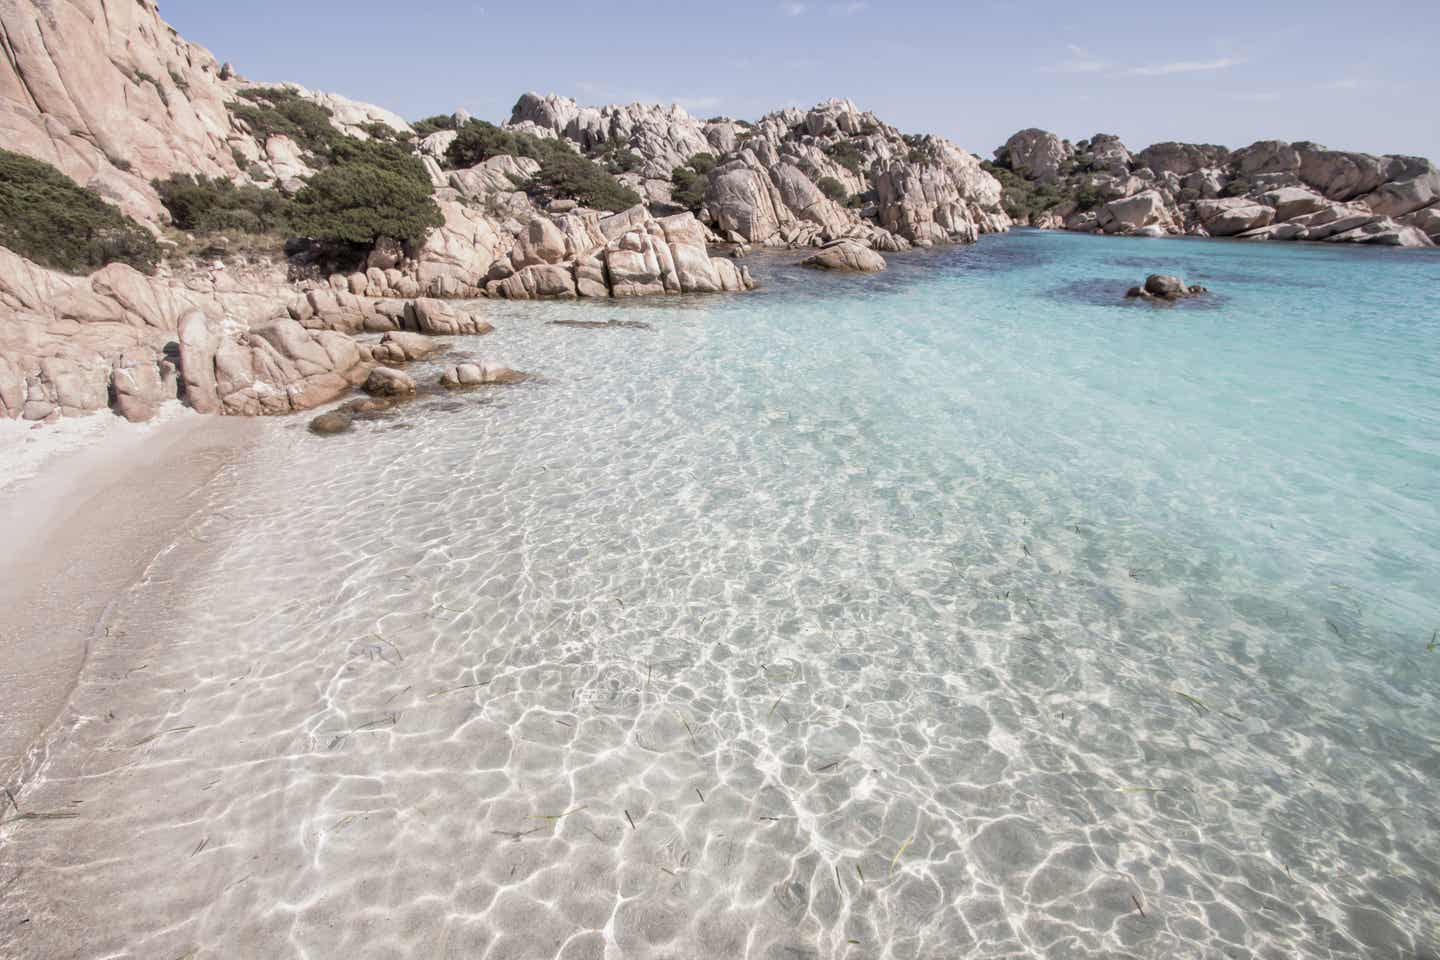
[{"x1": 0, "y1": 413, "x2": 261, "y2": 785}]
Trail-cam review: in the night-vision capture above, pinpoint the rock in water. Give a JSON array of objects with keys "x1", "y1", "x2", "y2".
[
  {"x1": 309, "y1": 412, "x2": 354, "y2": 435},
  {"x1": 800, "y1": 240, "x2": 887, "y2": 273},
  {"x1": 439, "y1": 363, "x2": 526, "y2": 388},
  {"x1": 364, "y1": 367, "x2": 417, "y2": 397},
  {"x1": 1126, "y1": 274, "x2": 1209, "y2": 302}
]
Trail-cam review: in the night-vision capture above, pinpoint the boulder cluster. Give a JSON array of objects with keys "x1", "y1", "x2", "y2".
[
  {"x1": 998, "y1": 129, "x2": 1438, "y2": 247},
  {"x1": 0, "y1": 235, "x2": 503, "y2": 425},
  {"x1": 507, "y1": 95, "x2": 1010, "y2": 252}
]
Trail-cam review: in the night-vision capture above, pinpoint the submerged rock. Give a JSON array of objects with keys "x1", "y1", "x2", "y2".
[
  {"x1": 308, "y1": 411, "x2": 354, "y2": 435},
  {"x1": 439, "y1": 362, "x2": 526, "y2": 388}
]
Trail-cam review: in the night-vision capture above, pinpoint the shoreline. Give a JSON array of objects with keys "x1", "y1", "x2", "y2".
[{"x1": 0, "y1": 411, "x2": 262, "y2": 785}]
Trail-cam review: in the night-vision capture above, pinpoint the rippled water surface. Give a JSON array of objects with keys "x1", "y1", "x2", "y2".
[{"x1": 5, "y1": 231, "x2": 1440, "y2": 959}]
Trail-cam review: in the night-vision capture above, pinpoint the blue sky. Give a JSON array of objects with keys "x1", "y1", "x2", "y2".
[{"x1": 163, "y1": 1, "x2": 1440, "y2": 161}]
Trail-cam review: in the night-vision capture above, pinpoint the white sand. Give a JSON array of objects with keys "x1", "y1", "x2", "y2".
[{"x1": 0, "y1": 409, "x2": 261, "y2": 785}]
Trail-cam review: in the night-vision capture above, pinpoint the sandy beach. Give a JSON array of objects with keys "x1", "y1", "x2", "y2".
[{"x1": 0, "y1": 412, "x2": 261, "y2": 786}]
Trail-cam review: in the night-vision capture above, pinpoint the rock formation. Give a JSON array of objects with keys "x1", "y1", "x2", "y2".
[
  {"x1": 0, "y1": 0, "x2": 412, "y2": 224},
  {"x1": 506, "y1": 95, "x2": 1010, "y2": 252},
  {"x1": 995, "y1": 129, "x2": 1438, "y2": 247},
  {"x1": 800, "y1": 240, "x2": 887, "y2": 272}
]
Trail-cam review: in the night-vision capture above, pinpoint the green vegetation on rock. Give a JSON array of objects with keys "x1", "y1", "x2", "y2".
[
  {"x1": 288, "y1": 162, "x2": 444, "y2": 250},
  {"x1": 670, "y1": 153, "x2": 717, "y2": 212},
  {"x1": 817, "y1": 176, "x2": 849, "y2": 203},
  {"x1": 445, "y1": 120, "x2": 640, "y2": 212},
  {"x1": 223, "y1": 89, "x2": 443, "y2": 255},
  {"x1": 0, "y1": 148, "x2": 158, "y2": 275},
  {"x1": 153, "y1": 174, "x2": 289, "y2": 235}
]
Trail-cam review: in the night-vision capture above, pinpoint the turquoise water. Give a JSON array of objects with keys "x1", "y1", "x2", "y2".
[{"x1": 7, "y1": 230, "x2": 1439, "y2": 959}]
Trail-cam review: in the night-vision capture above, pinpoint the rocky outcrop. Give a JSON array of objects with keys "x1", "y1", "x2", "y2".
[
  {"x1": 800, "y1": 240, "x2": 887, "y2": 272},
  {"x1": 480, "y1": 209, "x2": 753, "y2": 300},
  {"x1": 997, "y1": 128, "x2": 1438, "y2": 247},
  {"x1": 0, "y1": 1, "x2": 413, "y2": 224},
  {"x1": 0, "y1": 241, "x2": 508, "y2": 424},
  {"x1": 177, "y1": 311, "x2": 369, "y2": 416},
  {"x1": 1194, "y1": 197, "x2": 1275, "y2": 237},
  {"x1": 509, "y1": 93, "x2": 711, "y2": 179},
  {"x1": 498, "y1": 95, "x2": 1008, "y2": 254}
]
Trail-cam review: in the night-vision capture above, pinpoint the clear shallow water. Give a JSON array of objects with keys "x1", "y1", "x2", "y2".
[{"x1": 4, "y1": 230, "x2": 1440, "y2": 959}]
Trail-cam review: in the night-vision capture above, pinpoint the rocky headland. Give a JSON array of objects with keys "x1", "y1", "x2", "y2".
[{"x1": 991, "y1": 128, "x2": 1439, "y2": 247}]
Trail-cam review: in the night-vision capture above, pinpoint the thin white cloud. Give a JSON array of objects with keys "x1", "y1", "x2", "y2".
[
  {"x1": 1233, "y1": 91, "x2": 1282, "y2": 103},
  {"x1": 780, "y1": 2, "x2": 808, "y2": 15},
  {"x1": 1042, "y1": 44, "x2": 1110, "y2": 74},
  {"x1": 1126, "y1": 57, "x2": 1245, "y2": 76},
  {"x1": 1317, "y1": 78, "x2": 1361, "y2": 90},
  {"x1": 829, "y1": 1, "x2": 868, "y2": 12}
]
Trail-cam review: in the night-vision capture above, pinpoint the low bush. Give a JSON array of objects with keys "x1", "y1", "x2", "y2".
[
  {"x1": 671, "y1": 153, "x2": 720, "y2": 211},
  {"x1": 817, "y1": 176, "x2": 849, "y2": 203},
  {"x1": 444, "y1": 120, "x2": 554, "y2": 168},
  {"x1": 446, "y1": 120, "x2": 641, "y2": 211},
  {"x1": 288, "y1": 162, "x2": 444, "y2": 250},
  {"x1": 1221, "y1": 177, "x2": 1251, "y2": 198},
  {"x1": 410, "y1": 115, "x2": 457, "y2": 138},
  {"x1": 0, "y1": 148, "x2": 158, "y2": 275},
  {"x1": 230, "y1": 88, "x2": 338, "y2": 156},
  {"x1": 823, "y1": 141, "x2": 865, "y2": 177},
  {"x1": 594, "y1": 139, "x2": 644, "y2": 174},
  {"x1": 524, "y1": 150, "x2": 641, "y2": 212},
  {"x1": 153, "y1": 173, "x2": 289, "y2": 234}
]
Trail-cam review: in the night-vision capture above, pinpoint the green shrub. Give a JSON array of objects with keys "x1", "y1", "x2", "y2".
[
  {"x1": 361, "y1": 121, "x2": 405, "y2": 142},
  {"x1": 687, "y1": 152, "x2": 717, "y2": 175},
  {"x1": 445, "y1": 120, "x2": 554, "y2": 168},
  {"x1": 288, "y1": 162, "x2": 444, "y2": 250},
  {"x1": 1221, "y1": 177, "x2": 1251, "y2": 198},
  {"x1": 410, "y1": 115, "x2": 457, "y2": 138},
  {"x1": 671, "y1": 166, "x2": 708, "y2": 211},
  {"x1": 445, "y1": 120, "x2": 640, "y2": 211},
  {"x1": 594, "y1": 139, "x2": 644, "y2": 174},
  {"x1": 153, "y1": 173, "x2": 289, "y2": 234},
  {"x1": 0, "y1": 148, "x2": 158, "y2": 274},
  {"x1": 817, "y1": 176, "x2": 849, "y2": 203},
  {"x1": 671, "y1": 154, "x2": 720, "y2": 211},
  {"x1": 230, "y1": 88, "x2": 340, "y2": 156},
  {"x1": 823, "y1": 141, "x2": 865, "y2": 177},
  {"x1": 524, "y1": 151, "x2": 641, "y2": 212},
  {"x1": 223, "y1": 92, "x2": 443, "y2": 255}
]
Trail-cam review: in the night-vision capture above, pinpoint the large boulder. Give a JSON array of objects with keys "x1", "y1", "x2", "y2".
[
  {"x1": 1194, "y1": 197, "x2": 1276, "y2": 236},
  {"x1": 439, "y1": 362, "x2": 526, "y2": 388},
  {"x1": 1134, "y1": 142, "x2": 1231, "y2": 179},
  {"x1": 800, "y1": 240, "x2": 887, "y2": 273},
  {"x1": 1000, "y1": 129, "x2": 1074, "y2": 182},
  {"x1": 178, "y1": 314, "x2": 370, "y2": 417},
  {"x1": 1261, "y1": 187, "x2": 1330, "y2": 222},
  {"x1": 1362, "y1": 169, "x2": 1440, "y2": 218},
  {"x1": 404, "y1": 299, "x2": 493, "y2": 335},
  {"x1": 1097, "y1": 190, "x2": 1171, "y2": 234}
]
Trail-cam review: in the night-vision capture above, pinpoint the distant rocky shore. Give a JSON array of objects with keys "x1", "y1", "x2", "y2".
[
  {"x1": 992, "y1": 128, "x2": 1438, "y2": 247},
  {"x1": 1, "y1": 0, "x2": 1435, "y2": 431}
]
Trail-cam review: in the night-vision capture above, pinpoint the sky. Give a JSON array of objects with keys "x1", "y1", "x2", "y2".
[{"x1": 161, "y1": 0, "x2": 1440, "y2": 161}]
